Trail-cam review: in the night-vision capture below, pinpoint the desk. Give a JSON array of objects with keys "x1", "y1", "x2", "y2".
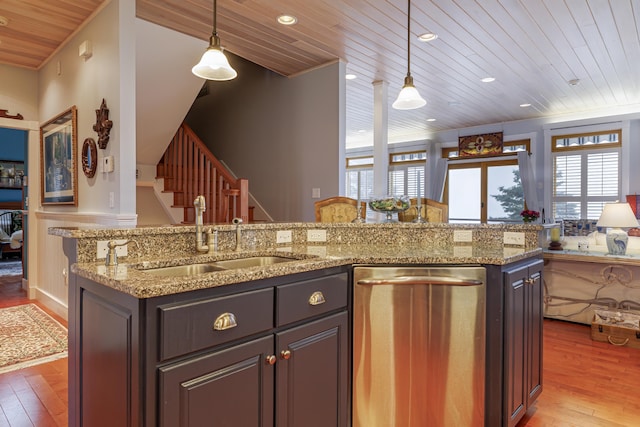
[{"x1": 543, "y1": 250, "x2": 640, "y2": 324}]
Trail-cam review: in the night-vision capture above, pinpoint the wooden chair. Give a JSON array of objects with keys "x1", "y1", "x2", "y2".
[
  {"x1": 314, "y1": 197, "x2": 366, "y2": 223},
  {"x1": 397, "y1": 198, "x2": 449, "y2": 223},
  {"x1": 0, "y1": 211, "x2": 22, "y2": 258}
]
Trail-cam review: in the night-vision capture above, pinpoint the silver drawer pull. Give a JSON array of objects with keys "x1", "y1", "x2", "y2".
[
  {"x1": 308, "y1": 291, "x2": 326, "y2": 306},
  {"x1": 213, "y1": 312, "x2": 237, "y2": 331}
]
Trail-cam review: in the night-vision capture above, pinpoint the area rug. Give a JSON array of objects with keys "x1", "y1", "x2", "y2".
[
  {"x1": 0, "y1": 304, "x2": 67, "y2": 374},
  {"x1": 0, "y1": 260, "x2": 22, "y2": 277}
]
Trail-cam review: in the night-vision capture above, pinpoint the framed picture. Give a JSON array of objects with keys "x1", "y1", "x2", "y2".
[
  {"x1": 40, "y1": 106, "x2": 78, "y2": 205},
  {"x1": 458, "y1": 132, "x2": 503, "y2": 157}
]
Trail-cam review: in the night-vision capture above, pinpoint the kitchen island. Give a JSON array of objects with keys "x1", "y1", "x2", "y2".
[{"x1": 52, "y1": 222, "x2": 543, "y2": 427}]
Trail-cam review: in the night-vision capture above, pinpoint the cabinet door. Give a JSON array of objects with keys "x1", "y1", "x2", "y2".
[
  {"x1": 159, "y1": 336, "x2": 274, "y2": 427},
  {"x1": 525, "y1": 259, "x2": 544, "y2": 408},
  {"x1": 503, "y1": 259, "x2": 544, "y2": 427},
  {"x1": 275, "y1": 311, "x2": 349, "y2": 427},
  {"x1": 504, "y1": 264, "x2": 528, "y2": 427}
]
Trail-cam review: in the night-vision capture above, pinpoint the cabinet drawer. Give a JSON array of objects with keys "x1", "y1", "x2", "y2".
[
  {"x1": 159, "y1": 288, "x2": 274, "y2": 361},
  {"x1": 276, "y1": 273, "x2": 348, "y2": 326}
]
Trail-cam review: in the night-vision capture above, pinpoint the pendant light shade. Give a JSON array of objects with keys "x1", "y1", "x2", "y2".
[
  {"x1": 192, "y1": 0, "x2": 237, "y2": 81},
  {"x1": 393, "y1": 0, "x2": 426, "y2": 110},
  {"x1": 393, "y1": 74, "x2": 426, "y2": 110}
]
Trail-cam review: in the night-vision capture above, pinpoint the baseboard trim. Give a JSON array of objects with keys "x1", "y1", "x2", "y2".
[{"x1": 34, "y1": 287, "x2": 68, "y2": 322}]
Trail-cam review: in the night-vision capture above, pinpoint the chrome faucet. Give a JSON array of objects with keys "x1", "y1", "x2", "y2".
[
  {"x1": 194, "y1": 195, "x2": 209, "y2": 253},
  {"x1": 232, "y1": 217, "x2": 243, "y2": 251},
  {"x1": 105, "y1": 240, "x2": 138, "y2": 267}
]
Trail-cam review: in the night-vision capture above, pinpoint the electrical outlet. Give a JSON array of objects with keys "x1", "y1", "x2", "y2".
[
  {"x1": 276, "y1": 230, "x2": 292, "y2": 244},
  {"x1": 503, "y1": 232, "x2": 525, "y2": 246},
  {"x1": 97, "y1": 240, "x2": 129, "y2": 259},
  {"x1": 307, "y1": 229, "x2": 327, "y2": 242},
  {"x1": 453, "y1": 230, "x2": 473, "y2": 242}
]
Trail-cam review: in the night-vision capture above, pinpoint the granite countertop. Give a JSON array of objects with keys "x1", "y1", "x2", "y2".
[{"x1": 71, "y1": 243, "x2": 542, "y2": 299}]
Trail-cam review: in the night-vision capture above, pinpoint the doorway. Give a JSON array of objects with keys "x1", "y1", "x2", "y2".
[{"x1": 0, "y1": 127, "x2": 28, "y2": 282}]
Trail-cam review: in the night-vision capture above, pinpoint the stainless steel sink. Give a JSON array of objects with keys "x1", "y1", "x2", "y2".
[
  {"x1": 212, "y1": 256, "x2": 296, "y2": 269},
  {"x1": 141, "y1": 263, "x2": 226, "y2": 277}
]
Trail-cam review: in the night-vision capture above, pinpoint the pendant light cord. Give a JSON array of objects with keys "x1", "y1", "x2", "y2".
[
  {"x1": 213, "y1": 0, "x2": 217, "y2": 36},
  {"x1": 406, "y1": 0, "x2": 411, "y2": 77}
]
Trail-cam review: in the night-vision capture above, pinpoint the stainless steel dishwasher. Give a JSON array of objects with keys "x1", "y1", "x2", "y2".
[{"x1": 352, "y1": 265, "x2": 486, "y2": 427}]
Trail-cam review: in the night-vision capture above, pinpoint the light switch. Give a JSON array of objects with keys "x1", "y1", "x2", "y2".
[{"x1": 103, "y1": 155, "x2": 114, "y2": 173}]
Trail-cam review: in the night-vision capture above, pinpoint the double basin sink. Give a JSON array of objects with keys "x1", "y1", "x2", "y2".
[{"x1": 139, "y1": 256, "x2": 297, "y2": 277}]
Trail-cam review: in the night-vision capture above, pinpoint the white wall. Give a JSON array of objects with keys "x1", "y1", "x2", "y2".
[
  {"x1": 0, "y1": 65, "x2": 38, "y2": 121},
  {"x1": 31, "y1": 0, "x2": 137, "y2": 318},
  {"x1": 38, "y1": 0, "x2": 135, "y2": 220},
  {"x1": 134, "y1": 18, "x2": 204, "y2": 167},
  {"x1": 185, "y1": 57, "x2": 344, "y2": 222}
]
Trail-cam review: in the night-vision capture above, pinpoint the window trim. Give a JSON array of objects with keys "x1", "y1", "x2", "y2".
[
  {"x1": 551, "y1": 130, "x2": 622, "y2": 220},
  {"x1": 444, "y1": 158, "x2": 520, "y2": 223},
  {"x1": 551, "y1": 129, "x2": 621, "y2": 153}
]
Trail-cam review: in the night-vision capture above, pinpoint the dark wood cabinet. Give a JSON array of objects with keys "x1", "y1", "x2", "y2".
[
  {"x1": 158, "y1": 295, "x2": 349, "y2": 427},
  {"x1": 69, "y1": 256, "x2": 543, "y2": 427},
  {"x1": 502, "y1": 258, "x2": 544, "y2": 427},
  {"x1": 68, "y1": 266, "x2": 350, "y2": 427},
  {"x1": 276, "y1": 312, "x2": 348, "y2": 427},
  {"x1": 159, "y1": 335, "x2": 275, "y2": 427}
]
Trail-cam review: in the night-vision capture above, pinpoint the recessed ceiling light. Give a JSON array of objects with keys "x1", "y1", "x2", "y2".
[
  {"x1": 568, "y1": 78, "x2": 581, "y2": 86},
  {"x1": 481, "y1": 77, "x2": 495, "y2": 83},
  {"x1": 418, "y1": 33, "x2": 438, "y2": 42},
  {"x1": 345, "y1": 73, "x2": 357, "y2": 80},
  {"x1": 0, "y1": 16, "x2": 9, "y2": 27},
  {"x1": 277, "y1": 14, "x2": 297, "y2": 25},
  {"x1": 520, "y1": 103, "x2": 532, "y2": 108},
  {"x1": 427, "y1": 118, "x2": 436, "y2": 122}
]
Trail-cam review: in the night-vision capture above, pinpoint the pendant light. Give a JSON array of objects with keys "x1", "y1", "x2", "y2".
[
  {"x1": 392, "y1": 0, "x2": 426, "y2": 110},
  {"x1": 192, "y1": 0, "x2": 238, "y2": 81}
]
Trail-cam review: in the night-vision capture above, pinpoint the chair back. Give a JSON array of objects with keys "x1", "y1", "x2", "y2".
[
  {"x1": 315, "y1": 197, "x2": 366, "y2": 222},
  {"x1": 0, "y1": 211, "x2": 13, "y2": 238},
  {"x1": 397, "y1": 198, "x2": 449, "y2": 223}
]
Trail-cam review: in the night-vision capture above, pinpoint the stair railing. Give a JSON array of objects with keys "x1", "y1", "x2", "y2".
[{"x1": 157, "y1": 123, "x2": 248, "y2": 224}]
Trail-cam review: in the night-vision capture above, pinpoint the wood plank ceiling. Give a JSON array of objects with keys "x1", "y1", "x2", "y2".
[{"x1": 1, "y1": 0, "x2": 639, "y2": 148}]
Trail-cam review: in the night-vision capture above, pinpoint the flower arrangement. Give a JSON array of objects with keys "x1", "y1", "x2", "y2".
[{"x1": 520, "y1": 209, "x2": 540, "y2": 223}]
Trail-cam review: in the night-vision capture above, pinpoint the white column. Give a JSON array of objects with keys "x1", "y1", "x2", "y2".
[{"x1": 372, "y1": 80, "x2": 389, "y2": 199}]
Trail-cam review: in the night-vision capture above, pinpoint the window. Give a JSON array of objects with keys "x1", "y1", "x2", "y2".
[
  {"x1": 345, "y1": 156, "x2": 373, "y2": 201},
  {"x1": 388, "y1": 151, "x2": 427, "y2": 198},
  {"x1": 443, "y1": 140, "x2": 529, "y2": 223},
  {"x1": 552, "y1": 130, "x2": 621, "y2": 220}
]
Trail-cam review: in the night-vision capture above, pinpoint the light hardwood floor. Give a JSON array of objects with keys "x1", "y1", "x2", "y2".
[
  {"x1": 0, "y1": 272, "x2": 639, "y2": 426},
  {"x1": 0, "y1": 269, "x2": 68, "y2": 427}
]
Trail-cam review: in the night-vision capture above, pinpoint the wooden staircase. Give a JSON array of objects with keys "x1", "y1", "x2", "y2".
[{"x1": 156, "y1": 123, "x2": 250, "y2": 224}]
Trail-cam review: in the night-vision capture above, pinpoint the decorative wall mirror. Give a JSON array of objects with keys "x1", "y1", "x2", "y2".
[{"x1": 82, "y1": 138, "x2": 98, "y2": 178}]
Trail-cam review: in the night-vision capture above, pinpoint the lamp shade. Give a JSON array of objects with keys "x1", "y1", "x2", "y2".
[
  {"x1": 596, "y1": 203, "x2": 639, "y2": 228},
  {"x1": 392, "y1": 75, "x2": 427, "y2": 110},
  {"x1": 192, "y1": 43, "x2": 237, "y2": 81}
]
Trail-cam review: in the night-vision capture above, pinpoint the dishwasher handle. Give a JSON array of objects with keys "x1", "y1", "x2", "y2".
[{"x1": 356, "y1": 276, "x2": 483, "y2": 286}]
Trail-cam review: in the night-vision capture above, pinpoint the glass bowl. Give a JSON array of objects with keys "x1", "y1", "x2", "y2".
[{"x1": 369, "y1": 196, "x2": 410, "y2": 222}]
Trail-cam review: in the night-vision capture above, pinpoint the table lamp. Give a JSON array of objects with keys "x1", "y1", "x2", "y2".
[{"x1": 596, "y1": 202, "x2": 639, "y2": 255}]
